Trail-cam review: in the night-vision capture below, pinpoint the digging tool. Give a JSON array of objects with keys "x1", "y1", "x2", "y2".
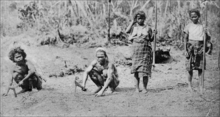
[
  {"x1": 74, "y1": 76, "x2": 87, "y2": 92},
  {"x1": 153, "y1": 0, "x2": 157, "y2": 68},
  {"x1": 201, "y1": 1, "x2": 208, "y2": 93},
  {"x1": 35, "y1": 72, "x2": 47, "y2": 82},
  {"x1": 8, "y1": 87, "x2": 17, "y2": 97},
  {"x1": 6, "y1": 74, "x2": 47, "y2": 97},
  {"x1": 2, "y1": 84, "x2": 20, "y2": 98},
  {"x1": 37, "y1": 76, "x2": 47, "y2": 83}
]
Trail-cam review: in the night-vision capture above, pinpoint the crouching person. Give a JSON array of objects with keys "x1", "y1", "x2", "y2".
[
  {"x1": 82, "y1": 48, "x2": 120, "y2": 96},
  {"x1": 3, "y1": 47, "x2": 45, "y2": 96}
]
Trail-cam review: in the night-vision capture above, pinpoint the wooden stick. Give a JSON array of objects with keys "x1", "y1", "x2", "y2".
[
  {"x1": 108, "y1": 0, "x2": 111, "y2": 43},
  {"x1": 35, "y1": 72, "x2": 47, "y2": 82},
  {"x1": 8, "y1": 86, "x2": 17, "y2": 97},
  {"x1": 11, "y1": 88, "x2": 17, "y2": 97},
  {"x1": 201, "y1": 1, "x2": 208, "y2": 93},
  {"x1": 3, "y1": 73, "x2": 46, "y2": 97},
  {"x1": 206, "y1": 108, "x2": 212, "y2": 117},
  {"x1": 39, "y1": 76, "x2": 47, "y2": 82},
  {"x1": 218, "y1": 43, "x2": 220, "y2": 72},
  {"x1": 153, "y1": 0, "x2": 157, "y2": 67}
]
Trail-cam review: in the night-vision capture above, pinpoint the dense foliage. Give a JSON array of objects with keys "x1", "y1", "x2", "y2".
[{"x1": 0, "y1": 0, "x2": 219, "y2": 48}]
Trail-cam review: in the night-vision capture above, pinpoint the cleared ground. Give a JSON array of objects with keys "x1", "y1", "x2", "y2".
[{"x1": 1, "y1": 35, "x2": 219, "y2": 116}]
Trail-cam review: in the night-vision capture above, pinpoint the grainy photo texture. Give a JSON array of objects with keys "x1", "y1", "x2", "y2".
[{"x1": 0, "y1": 0, "x2": 220, "y2": 116}]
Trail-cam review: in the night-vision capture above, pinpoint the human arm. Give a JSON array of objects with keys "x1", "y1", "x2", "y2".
[
  {"x1": 183, "y1": 32, "x2": 189, "y2": 57},
  {"x1": 18, "y1": 61, "x2": 36, "y2": 86},
  {"x1": 205, "y1": 30, "x2": 212, "y2": 55},
  {"x1": 183, "y1": 24, "x2": 189, "y2": 54},
  {"x1": 206, "y1": 42, "x2": 212, "y2": 55},
  {"x1": 125, "y1": 20, "x2": 136, "y2": 34},
  {"x1": 206, "y1": 44, "x2": 211, "y2": 55},
  {"x1": 82, "y1": 60, "x2": 96, "y2": 89},
  {"x1": 184, "y1": 33, "x2": 189, "y2": 51},
  {"x1": 147, "y1": 28, "x2": 155, "y2": 42}
]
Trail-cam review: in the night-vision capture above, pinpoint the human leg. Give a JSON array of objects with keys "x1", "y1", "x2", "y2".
[
  {"x1": 187, "y1": 70, "x2": 193, "y2": 91},
  {"x1": 88, "y1": 69, "x2": 105, "y2": 94},
  {"x1": 134, "y1": 72, "x2": 141, "y2": 92},
  {"x1": 142, "y1": 76, "x2": 149, "y2": 93},
  {"x1": 31, "y1": 74, "x2": 43, "y2": 90},
  {"x1": 108, "y1": 73, "x2": 120, "y2": 93},
  {"x1": 22, "y1": 79, "x2": 33, "y2": 91},
  {"x1": 198, "y1": 69, "x2": 203, "y2": 91},
  {"x1": 17, "y1": 89, "x2": 27, "y2": 94},
  {"x1": 16, "y1": 80, "x2": 31, "y2": 94}
]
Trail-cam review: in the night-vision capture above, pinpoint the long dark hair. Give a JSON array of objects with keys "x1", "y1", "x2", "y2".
[{"x1": 8, "y1": 47, "x2": 26, "y2": 62}]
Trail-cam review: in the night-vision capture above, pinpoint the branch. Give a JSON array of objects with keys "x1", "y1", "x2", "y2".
[{"x1": 140, "y1": 0, "x2": 151, "y2": 10}]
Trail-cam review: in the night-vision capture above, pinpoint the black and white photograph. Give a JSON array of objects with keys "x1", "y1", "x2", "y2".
[{"x1": 0, "y1": 0, "x2": 220, "y2": 116}]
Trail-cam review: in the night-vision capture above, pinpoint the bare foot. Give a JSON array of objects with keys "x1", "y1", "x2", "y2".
[
  {"x1": 92, "y1": 87, "x2": 102, "y2": 94},
  {"x1": 81, "y1": 87, "x2": 87, "y2": 91},
  {"x1": 135, "y1": 89, "x2": 142, "y2": 93},
  {"x1": 95, "y1": 92, "x2": 104, "y2": 97},
  {"x1": 17, "y1": 89, "x2": 27, "y2": 95},
  {"x1": 142, "y1": 89, "x2": 148, "y2": 94},
  {"x1": 110, "y1": 88, "x2": 115, "y2": 94},
  {"x1": 187, "y1": 86, "x2": 194, "y2": 92},
  {"x1": 199, "y1": 86, "x2": 205, "y2": 94}
]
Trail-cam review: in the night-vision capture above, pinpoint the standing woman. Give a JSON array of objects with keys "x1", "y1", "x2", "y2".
[{"x1": 126, "y1": 11, "x2": 155, "y2": 93}]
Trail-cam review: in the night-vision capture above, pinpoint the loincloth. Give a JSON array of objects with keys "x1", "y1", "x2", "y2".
[
  {"x1": 185, "y1": 40, "x2": 206, "y2": 71},
  {"x1": 89, "y1": 69, "x2": 119, "y2": 89}
]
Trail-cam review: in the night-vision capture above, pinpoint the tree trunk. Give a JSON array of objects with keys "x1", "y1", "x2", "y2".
[
  {"x1": 108, "y1": 0, "x2": 111, "y2": 43},
  {"x1": 219, "y1": 45, "x2": 220, "y2": 69}
]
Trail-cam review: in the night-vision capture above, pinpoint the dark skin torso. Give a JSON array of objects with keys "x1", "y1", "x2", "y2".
[
  {"x1": 12, "y1": 61, "x2": 31, "y2": 83},
  {"x1": 13, "y1": 62, "x2": 29, "y2": 75},
  {"x1": 11, "y1": 59, "x2": 36, "y2": 84}
]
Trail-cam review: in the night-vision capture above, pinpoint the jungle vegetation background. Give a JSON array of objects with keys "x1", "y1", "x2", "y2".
[
  {"x1": 0, "y1": 0, "x2": 220, "y2": 66},
  {"x1": 0, "y1": 1, "x2": 220, "y2": 116}
]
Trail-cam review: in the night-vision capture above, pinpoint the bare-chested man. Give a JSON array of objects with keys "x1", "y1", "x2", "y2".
[
  {"x1": 2, "y1": 47, "x2": 45, "y2": 96},
  {"x1": 82, "y1": 48, "x2": 120, "y2": 96}
]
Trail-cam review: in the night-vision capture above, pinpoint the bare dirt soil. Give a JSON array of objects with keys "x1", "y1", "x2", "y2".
[{"x1": 1, "y1": 35, "x2": 219, "y2": 116}]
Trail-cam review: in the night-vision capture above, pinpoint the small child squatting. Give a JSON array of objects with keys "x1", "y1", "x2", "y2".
[
  {"x1": 184, "y1": 9, "x2": 212, "y2": 92},
  {"x1": 82, "y1": 48, "x2": 120, "y2": 97},
  {"x1": 2, "y1": 47, "x2": 45, "y2": 96}
]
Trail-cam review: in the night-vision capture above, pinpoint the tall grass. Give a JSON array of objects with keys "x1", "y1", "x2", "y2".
[{"x1": 0, "y1": 0, "x2": 219, "y2": 47}]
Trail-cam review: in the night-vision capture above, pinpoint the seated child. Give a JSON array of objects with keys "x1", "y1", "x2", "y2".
[{"x1": 3, "y1": 47, "x2": 44, "y2": 96}]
